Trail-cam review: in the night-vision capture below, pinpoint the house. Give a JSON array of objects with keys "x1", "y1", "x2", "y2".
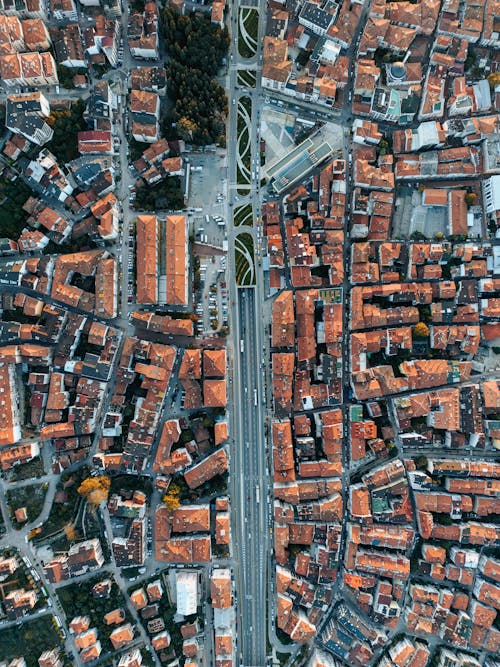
[
  {"x1": 299, "y1": 1, "x2": 336, "y2": 36},
  {"x1": 262, "y1": 36, "x2": 291, "y2": 92},
  {"x1": 112, "y1": 517, "x2": 146, "y2": 566},
  {"x1": 110, "y1": 623, "x2": 135, "y2": 649},
  {"x1": 50, "y1": 0, "x2": 77, "y2": 21},
  {"x1": 0, "y1": 362, "x2": 22, "y2": 447},
  {"x1": 0, "y1": 51, "x2": 58, "y2": 87},
  {"x1": 83, "y1": 15, "x2": 119, "y2": 67},
  {"x1": 6, "y1": 91, "x2": 53, "y2": 145},
  {"x1": 211, "y1": 568, "x2": 232, "y2": 608},
  {"x1": 136, "y1": 214, "x2": 158, "y2": 304},
  {"x1": 78, "y1": 130, "x2": 112, "y2": 155},
  {"x1": 130, "y1": 65, "x2": 166, "y2": 92},
  {"x1": 130, "y1": 89, "x2": 160, "y2": 143},
  {"x1": 22, "y1": 18, "x2": 50, "y2": 50},
  {"x1": 128, "y1": 2, "x2": 159, "y2": 60},
  {"x1": 118, "y1": 650, "x2": 143, "y2": 667},
  {"x1": 3, "y1": 588, "x2": 38, "y2": 620},
  {"x1": 211, "y1": 1, "x2": 224, "y2": 27},
  {"x1": 67, "y1": 538, "x2": 104, "y2": 576}
]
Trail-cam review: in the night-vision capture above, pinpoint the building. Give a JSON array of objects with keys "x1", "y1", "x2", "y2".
[
  {"x1": 267, "y1": 134, "x2": 334, "y2": 194},
  {"x1": 136, "y1": 214, "x2": 188, "y2": 306},
  {"x1": 6, "y1": 91, "x2": 53, "y2": 145},
  {"x1": 3, "y1": 588, "x2": 38, "y2": 620},
  {"x1": 0, "y1": 51, "x2": 57, "y2": 87},
  {"x1": 67, "y1": 538, "x2": 104, "y2": 576},
  {"x1": 483, "y1": 174, "x2": 500, "y2": 231},
  {"x1": 176, "y1": 570, "x2": 199, "y2": 616},
  {"x1": 112, "y1": 518, "x2": 146, "y2": 566},
  {"x1": 299, "y1": 1, "x2": 336, "y2": 36}
]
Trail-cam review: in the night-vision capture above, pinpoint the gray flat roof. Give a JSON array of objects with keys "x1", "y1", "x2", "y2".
[{"x1": 267, "y1": 135, "x2": 333, "y2": 194}]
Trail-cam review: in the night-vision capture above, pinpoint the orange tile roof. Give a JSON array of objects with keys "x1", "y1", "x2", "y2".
[
  {"x1": 184, "y1": 448, "x2": 228, "y2": 489},
  {"x1": 136, "y1": 215, "x2": 158, "y2": 304},
  {"x1": 203, "y1": 379, "x2": 227, "y2": 407},
  {"x1": 130, "y1": 588, "x2": 148, "y2": 610},
  {"x1": 214, "y1": 421, "x2": 228, "y2": 445},
  {"x1": 165, "y1": 214, "x2": 188, "y2": 306},
  {"x1": 110, "y1": 623, "x2": 134, "y2": 649},
  {"x1": 172, "y1": 505, "x2": 210, "y2": 533},
  {"x1": 211, "y1": 568, "x2": 232, "y2": 608},
  {"x1": 215, "y1": 512, "x2": 230, "y2": 545},
  {"x1": 104, "y1": 608, "x2": 125, "y2": 625},
  {"x1": 203, "y1": 349, "x2": 226, "y2": 378},
  {"x1": 75, "y1": 629, "x2": 98, "y2": 649}
]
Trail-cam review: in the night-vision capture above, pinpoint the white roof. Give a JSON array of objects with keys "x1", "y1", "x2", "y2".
[{"x1": 176, "y1": 571, "x2": 198, "y2": 616}]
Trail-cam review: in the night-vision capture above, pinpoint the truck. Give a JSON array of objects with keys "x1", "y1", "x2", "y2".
[
  {"x1": 240, "y1": 339, "x2": 244, "y2": 353},
  {"x1": 254, "y1": 389, "x2": 258, "y2": 406}
]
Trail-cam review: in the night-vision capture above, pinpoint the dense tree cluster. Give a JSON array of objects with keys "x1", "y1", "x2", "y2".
[
  {"x1": 46, "y1": 99, "x2": 87, "y2": 163},
  {"x1": 161, "y1": 9, "x2": 229, "y2": 145},
  {"x1": 134, "y1": 176, "x2": 184, "y2": 211}
]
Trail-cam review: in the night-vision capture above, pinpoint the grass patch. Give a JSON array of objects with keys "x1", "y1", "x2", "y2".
[
  {"x1": 238, "y1": 95, "x2": 252, "y2": 122},
  {"x1": 237, "y1": 69, "x2": 257, "y2": 88},
  {"x1": 238, "y1": 125, "x2": 250, "y2": 161},
  {"x1": 238, "y1": 7, "x2": 259, "y2": 59},
  {"x1": 0, "y1": 614, "x2": 62, "y2": 666},
  {"x1": 5, "y1": 456, "x2": 45, "y2": 482},
  {"x1": 236, "y1": 163, "x2": 251, "y2": 186},
  {"x1": 234, "y1": 204, "x2": 253, "y2": 227},
  {"x1": 6, "y1": 483, "x2": 48, "y2": 529},
  {"x1": 235, "y1": 233, "x2": 255, "y2": 286}
]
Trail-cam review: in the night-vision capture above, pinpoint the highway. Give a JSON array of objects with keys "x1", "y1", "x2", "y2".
[
  {"x1": 231, "y1": 287, "x2": 269, "y2": 667},
  {"x1": 224, "y1": 0, "x2": 272, "y2": 662}
]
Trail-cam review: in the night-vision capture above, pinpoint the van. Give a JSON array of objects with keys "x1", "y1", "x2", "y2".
[{"x1": 205, "y1": 215, "x2": 210, "y2": 224}]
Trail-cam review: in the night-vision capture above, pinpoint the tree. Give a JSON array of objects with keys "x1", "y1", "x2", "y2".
[
  {"x1": 414, "y1": 455, "x2": 428, "y2": 470},
  {"x1": 177, "y1": 116, "x2": 197, "y2": 141},
  {"x1": 465, "y1": 192, "x2": 477, "y2": 207},
  {"x1": 413, "y1": 322, "x2": 430, "y2": 337},
  {"x1": 77, "y1": 475, "x2": 111, "y2": 505},
  {"x1": 162, "y1": 486, "x2": 181, "y2": 512},
  {"x1": 378, "y1": 139, "x2": 389, "y2": 156},
  {"x1": 487, "y1": 71, "x2": 500, "y2": 89},
  {"x1": 64, "y1": 523, "x2": 78, "y2": 541}
]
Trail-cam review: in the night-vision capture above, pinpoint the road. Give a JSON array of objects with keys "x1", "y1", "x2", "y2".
[
  {"x1": 230, "y1": 288, "x2": 269, "y2": 666},
  {"x1": 223, "y1": 0, "x2": 279, "y2": 663}
]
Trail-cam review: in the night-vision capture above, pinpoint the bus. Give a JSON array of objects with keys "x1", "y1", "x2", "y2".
[
  {"x1": 256, "y1": 485, "x2": 260, "y2": 503},
  {"x1": 254, "y1": 389, "x2": 258, "y2": 406},
  {"x1": 240, "y1": 339, "x2": 244, "y2": 353}
]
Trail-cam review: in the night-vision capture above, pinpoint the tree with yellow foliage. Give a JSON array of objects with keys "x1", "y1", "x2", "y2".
[
  {"x1": 413, "y1": 322, "x2": 430, "y2": 337},
  {"x1": 162, "y1": 486, "x2": 181, "y2": 513},
  {"x1": 77, "y1": 475, "x2": 111, "y2": 505},
  {"x1": 487, "y1": 72, "x2": 500, "y2": 89},
  {"x1": 64, "y1": 523, "x2": 78, "y2": 541}
]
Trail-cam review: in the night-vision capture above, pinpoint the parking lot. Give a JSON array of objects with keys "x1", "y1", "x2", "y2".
[
  {"x1": 188, "y1": 151, "x2": 229, "y2": 248},
  {"x1": 197, "y1": 254, "x2": 228, "y2": 334}
]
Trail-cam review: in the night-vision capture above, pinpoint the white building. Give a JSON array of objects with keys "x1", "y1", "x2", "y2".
[{"x1": 176, "y1": 571, "x2": 198, "y2": 616}]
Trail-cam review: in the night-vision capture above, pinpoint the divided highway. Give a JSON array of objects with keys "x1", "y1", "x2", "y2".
[{"x1": 231, "y1": 287, "x2": 269, "y2": 667}]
